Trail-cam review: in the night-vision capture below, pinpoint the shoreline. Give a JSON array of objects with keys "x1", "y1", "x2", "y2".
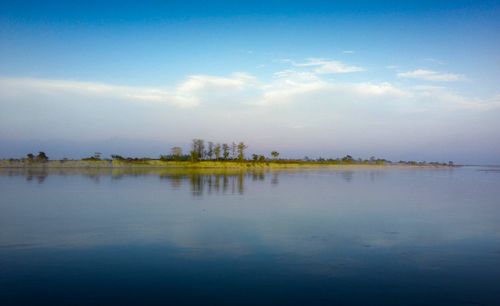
[{"x1": 0, "y1": 160, "x2": 457, "y2": 170}]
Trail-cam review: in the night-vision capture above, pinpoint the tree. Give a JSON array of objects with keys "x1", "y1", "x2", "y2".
[
  {"x1": 341, "y1": 155, "x2": 354, "y2": 163},
  {"x1": 258, "y1": 155, "x2": 266, "y2": 162},
  {"x1": 171, "y1": 147, "x2": 182, "y2": 160},
  {"x1": 222, "y1": 143, "x2": 230, "y2": 160},
  {"x1": 111, "y1": 154, "x2": 125, "y2": 160},
  {"x1": 231, "y1": 142, "x2": 237, "y2": 159},
  {"x1": 36, "y1": 152, "x2": 48, "y2": 162},
  {"x1": 26, "y1": 153, "x2": 34, "y2": 161},
  {"x1": 271, "y1": 151, "x2": 279, "y2": 159},
  {"x1": 191, "y1": 139, "x2": 205, "y2": 161},
  {"x1": 190, "y1": 150, "x2": 198, "y2": 161},
  {"x1": 214, "y1": 143, "x2": 221, "y2": 160},
  {"x1": 207, "y1": 142, "x2": 214, "y2": 160},
  {"x1": 237, "y1": 142, "x2": 247, "y2": 161},
  {"x1": 93, "y1": 152, "x2": 102, "y2": 160},
  {"x1": 252, "y1": 154, "x2": 259, "y2": 161}
]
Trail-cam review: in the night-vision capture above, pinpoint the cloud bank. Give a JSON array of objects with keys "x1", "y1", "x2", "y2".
[{"x1": 1, "y1": 58, "x2": 499, "y2": 163}]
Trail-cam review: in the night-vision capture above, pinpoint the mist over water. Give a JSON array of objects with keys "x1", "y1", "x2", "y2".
[{"x1": 1, "y1": 167, "x2": 500, "y2": 305}]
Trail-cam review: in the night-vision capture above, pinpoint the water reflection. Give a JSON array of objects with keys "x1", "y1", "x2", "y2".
[
  {"x1": 2, "y1": 168, "x2": 273, "y2": 196},
  {"x1": 341, "y1": 171, "x2": 354, "y2": 182},
  {"x1": 1, "y1": 167, "x2": 500, "y2": 305},
  {"x1": 25, "y1": 172, "x2": 47, "y2": 184},
  {"x1": 161, "y1": 171, "x2": 261, "y2": 196},
  {"x1": 0, "y1": 167, "x2": 406, "y2": 197}
]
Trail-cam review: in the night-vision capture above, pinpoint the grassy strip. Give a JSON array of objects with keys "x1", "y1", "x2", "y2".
[{"x1": 0, "y1": 159, "x2": 454, "y2": 169}]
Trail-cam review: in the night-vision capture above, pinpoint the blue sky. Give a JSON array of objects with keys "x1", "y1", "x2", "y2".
[{"x1": 1, "y1": 1, "x2": 499, "y2": 163}]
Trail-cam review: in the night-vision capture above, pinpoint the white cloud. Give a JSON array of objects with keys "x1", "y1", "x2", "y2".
[
  {"x1": 411, "y1": 86, "x2": 500, "y2": 111},
  {"x1": 0, "y1": 73, "x2": 257, "y2": 108},
  {"x1": 292, "y1": 58, "x2": 365, "y2": 74},
  {"x1": 2, "y1": 70, "x2": 493, "y2": 113},
  {"x1": 351, "y1": 82, "x2": 407, "y2": 97},
  {"x1": 260, "y1": 70, "x2": 326, "y2": 106},
  {"x1": 1, "y1": 65, "x2": 495, "y2": 117},
  {"x1": 398, "y1": 69, "x2": 465, "y2": 82},
  {"x1": 0, "y1": 77, "x2": 182, "y2": 106},
  {"x1": 173, "y1": 73, "x2": 257, "y2": 107},
  {"x1": 272, "y1": 69, "x2": 320, "y2": 82},
  {"x1": 256, "y1": 69, "x2": 406, "y2": 106}
]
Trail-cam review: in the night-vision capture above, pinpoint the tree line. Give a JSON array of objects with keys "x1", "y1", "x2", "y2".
[
  {"x1": 8, "y1": 139, "x2": 454, "y2": 167},
  {"x1": 25, "y1": 152, "x2": 49, "y2": 162},
  {"x1": 161, "y1": 139, "x2": 267, "y2": 162}
]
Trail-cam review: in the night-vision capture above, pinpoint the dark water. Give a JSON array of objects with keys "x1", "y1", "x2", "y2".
[{"x1": 1, "y1": 167, "x2": 499, "y2": 305}]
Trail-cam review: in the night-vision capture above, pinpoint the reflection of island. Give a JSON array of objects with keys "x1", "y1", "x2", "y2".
[
  {"x1": 193, "y1": 173, "x2": 242, "y2": 196},
  {"x1": 0, "y1": 168, "x2": 274, "y2": 196},
  {"x1": 0, "y1": 167, "x2": 398, "y2": 196},
  {"x1": 26, "y1": 171, "x2": 48, "y2": 184},
  {"x1": 162, "y1": 171, "x2": 271, "y2": 196}
]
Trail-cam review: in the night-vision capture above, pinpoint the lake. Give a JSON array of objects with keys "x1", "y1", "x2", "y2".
[{"x1": 1, "y1": 167, "x2": 499, "y2": 305}]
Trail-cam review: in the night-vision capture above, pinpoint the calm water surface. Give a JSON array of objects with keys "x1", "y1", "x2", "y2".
[{"x1": 1, "y1": 167, "x2": 499, "y2": 305}]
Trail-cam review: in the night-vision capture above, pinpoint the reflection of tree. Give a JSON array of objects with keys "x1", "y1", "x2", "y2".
[
  {"x1": 187, "y1": 172, "x2": 247, "y2": 197},
  {"x1": 341, "y1": 171, "x2": 354, "y2": 183},
  {"x1": 231, "y1": 174, "x2": 236, "y2": 194},
  {"x1": 271, "y1": 172, "x2": 279, "y2": 185},
  {"x1": 37, "y1": 174, "x2": 47, "y2": 184},
  {"x1": 1, "y1": 168, "x2": 280, "y2": 196},
  {"x1": 223, "y1": 175, "x2": 229, "y2": 194},
  {"x1": 190, "y1": 174, "x2": 203, "y2": 196},
  {"x1": 252, "y1": 172, "x2": 265, "y2": 181},
  {"x1": 23, "y1": 169, "x2": 48, "y2": 184},
  {"x1": 207, "y1": 175, "x2": 213, "y2": 195},
  {"x1": 167, "y1": 174, "x2": 183, "y2": 189},
  {"x1": 368, "y1": 170, "x2": 386, "y2": 182},
  {"x1": 214, "y1": 174, "x2": 221, "y2": 192},
  {"x1": 237, "y1": 172, "x2": 244, "y2": 195},
  {"x1": 83, "y1": 173, "x2": 101, "y2": 183}
]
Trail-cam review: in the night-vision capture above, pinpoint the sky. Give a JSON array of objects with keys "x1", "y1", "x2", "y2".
[{"x1": 1, "y1": 0, "x2": 499, "y2": 164}]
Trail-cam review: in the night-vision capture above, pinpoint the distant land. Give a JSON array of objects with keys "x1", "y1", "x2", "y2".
[{"x1": 0, "y1": 139, "x2": 457, "y2": 169}]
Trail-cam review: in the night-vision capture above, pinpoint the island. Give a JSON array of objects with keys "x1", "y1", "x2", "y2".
[{"x1": 0, "y1": 138, "x2": 457, "y2": 169}]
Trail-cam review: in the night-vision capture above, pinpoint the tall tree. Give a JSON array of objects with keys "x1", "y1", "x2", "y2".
[
  {"x1": 214, "y1": 143, "x2": 221, "y2": 160},
  {"x1": 237, "y1": 142, "x2": 247, "y2": 161},
  {"x1": 171, "y1": 146, "x2": 182, "y2": 157},
  {"x1": 171, "y1": 147, "x2": 182, "y2": 160},
  {"x1": 271, "y1": 151, "x2": 279, "y2": 159},
  {"x1": 222, "y1": 143, "x2": 230, "y2": 160},
  {"x1": 207, "y1": 142, "x2": 214, "y2": 160},
  {"x1": 341, "y1": 155, "x2": 354, "y2": 163},
  {"x1": 36, "y1": 152, "x2": 48, "y2": 162},
  {"x1": 191, "y1": 139, "x2": 205, "y2": 161},
  {"x1": 231, "y1": 142, "x2": 237, "y2": 159}
]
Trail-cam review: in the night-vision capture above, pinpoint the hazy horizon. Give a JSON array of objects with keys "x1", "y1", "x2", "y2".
[{"x1": 1, "y1": 1, "x2": 499, "y2": 164}]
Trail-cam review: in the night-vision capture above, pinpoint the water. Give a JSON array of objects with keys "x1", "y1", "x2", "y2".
[{"x1": 1, "y1": 167, "x2": 499, "y2": 305}]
